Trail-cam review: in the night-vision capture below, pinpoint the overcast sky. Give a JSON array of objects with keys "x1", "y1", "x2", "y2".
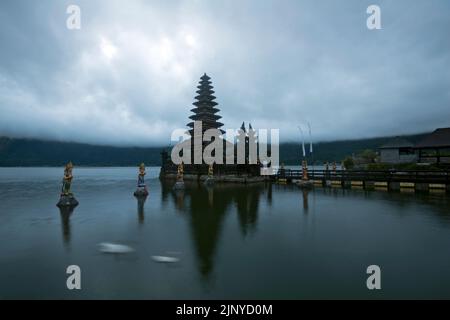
[{"x1": 0, "y1": 0, "x2": 449, "y2": 146}]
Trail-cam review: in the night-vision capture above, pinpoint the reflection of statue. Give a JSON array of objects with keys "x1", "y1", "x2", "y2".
[
  {"x1": 58, "y1": 205, "x2": 76, "y2": 247},
  {"x1": 137, "y1": 196, "x2": 146, "y2": 224},
  {"x1": 57, "y1": 162, "x2": 78, "y2": 207},
  {"x1": 174, "y1": 162, "x2": 185, "y2": 190},
  {"x1": 267, "y1": 182, "x2": 273, "y2": 205},
  {"x1": 175, "y1": 188, "x2": 185, "y2": 210},
  {"x1": 301, "y1": 189, "x2": 309, "y2": 212},
  {"x1": 207, "y1": 184, "x2": 214, "y2": 206},
  {"x1": 134, "y1": 163, "x2": 149, "y2": 197}
]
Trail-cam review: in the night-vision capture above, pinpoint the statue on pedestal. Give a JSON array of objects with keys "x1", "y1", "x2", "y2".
[
  {"x1": 204, "y1": 163, "x2": 215, "y2": 185},
  {"x1": 173, "y1": 162, "x2": 185, "y2": 190},
  {"x1": 57, "y1": 162, "x2": 79, "y2": 207},
  {"x1": 134, "y1": 163, "x2": 149, "y2": 197},
  {"x1": 296, "y1": 160, "x2": 313, "y2": 189}
]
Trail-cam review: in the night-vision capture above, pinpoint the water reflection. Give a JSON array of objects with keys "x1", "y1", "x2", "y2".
[
  {"x1": 58, "y1": 206, "x2": 76, "y2": 248},
  {"x1": 136, "y1": 196, "x2": 146, "y2": 224},
  {"x1": 301, "y1": 189, "x2": 309, "y2": 213},
  {"x1": 161, "y1": 181, "x2": 267, "y2": 277}
]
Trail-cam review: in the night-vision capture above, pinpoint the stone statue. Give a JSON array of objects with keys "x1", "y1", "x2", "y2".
[
  {"x1": 62, "y1": 162, "x2": 73, "y2": 195},
  {"x1": 296, "y1": 160, "x2": 313, "y2": 189},
  {"x1": 174, "y1": 162, "x2": 185, "y2": 190},
  {"x1": 208, "y1": 163, "x2": 214, "y2": 177},
  {"x1": 204, "y1": 163, "x2": 215, "y2": 185},
  {"x1": 57, "y1": 162, "x2": 78, "y2": 207},
  {"x1": 302, "y1": 160, "x2": 309, "y2": 181},
  {"x1": 134, "y1": 163, "x2": 149, "y2": 197}
]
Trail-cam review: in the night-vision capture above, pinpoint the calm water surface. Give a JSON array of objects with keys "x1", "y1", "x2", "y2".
[{"x1": 1, "y1": 167, "x2": 450, "y2": 299}]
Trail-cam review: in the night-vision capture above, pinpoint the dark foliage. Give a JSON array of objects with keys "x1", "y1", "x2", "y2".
[{"x1": 0, "y1": 133, "x2": 428, "y2": 167}]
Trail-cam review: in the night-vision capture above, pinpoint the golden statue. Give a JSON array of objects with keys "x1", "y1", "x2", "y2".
[
  {"x1": 302, "y1": 160, "x2": 309, "y2": 181},
  {"x1": 61, "y1": 162, "x2": 74, "y2": 196},
  {"x1": 57, "y1": 161, "x2": 78, "y2": 207},
  {"x1": 174, "y1": 162, "x2": 185, "y2": 190},
  {"x1": 177, "y1": 162, "x2": 184, "y2": 181},
  {"x1": 134, "y1": 162, "x2": 148, "y2": 197}
]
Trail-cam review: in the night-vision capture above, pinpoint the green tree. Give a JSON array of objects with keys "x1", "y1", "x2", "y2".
[
  {"x1": 359, "y1": 149, "x2": 377, "y2": 163},
  {"x1": 343, "y1": 156, "x2": 354, "y2": 170}
]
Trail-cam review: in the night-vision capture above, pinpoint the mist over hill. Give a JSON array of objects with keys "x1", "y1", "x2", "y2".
[{"x1": 0, "y1": 133, "x2": 428, "y2": 167}]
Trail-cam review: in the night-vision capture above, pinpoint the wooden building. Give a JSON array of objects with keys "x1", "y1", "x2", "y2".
[
  {"x1": 415, "y1": 128, "x2": 450, "y2": 165},
  {"x1": 379, "y1": 137, "x2": 416, "y2": 164}
]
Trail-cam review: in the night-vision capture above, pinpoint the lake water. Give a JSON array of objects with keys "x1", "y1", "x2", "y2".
[{"x1": 1, "y1": 167, "x2": 450, "y2": 299}]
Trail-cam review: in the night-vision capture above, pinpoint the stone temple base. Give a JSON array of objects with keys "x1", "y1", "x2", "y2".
[
  {"x1": 173, "y1": 181, "x2": 185, "y2": 190},
  {"x1": 57, "y1": 195, "x2": 79, "y2": 208},
  {"x1": 163, "y1": 173, "x2": 267, "y2": 184},
  {"x1": 134, "y1": 188, "x2": 148, "y2": 197},
  {"x1": 295, "y1": 180, "x2": 314, "y2": 189}
]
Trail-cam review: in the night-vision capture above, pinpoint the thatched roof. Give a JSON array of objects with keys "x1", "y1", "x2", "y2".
[
  {"x1": 379, "y1": 137, "x2": 414, "y2": 149},
  {"x1": 415, "y1": 128, "x2": 450, "y2": 149}
]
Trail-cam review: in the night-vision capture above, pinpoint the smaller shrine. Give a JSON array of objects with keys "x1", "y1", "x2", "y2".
[{"x1": 57, "y1": 162, "x2": 79, "y2": 207}]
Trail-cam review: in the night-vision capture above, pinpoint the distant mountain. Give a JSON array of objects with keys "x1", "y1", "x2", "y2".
[
  {"x1": 0, "y1": 137, "x2": 165, "y2": 167},
  {"x1": 280, "y1": 133, "x2": 428, "y2": 165},
  {"x1": 0, "y1": 133, "x2": 428, "y2": 167}
]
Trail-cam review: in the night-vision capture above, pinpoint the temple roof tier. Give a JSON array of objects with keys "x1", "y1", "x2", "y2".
[
  {"x1": 191, "y1": 105, "x2": 220, "y2": 112},
  {"x1": 189, "y1": 114, "x2": 222, "y2": 121}
]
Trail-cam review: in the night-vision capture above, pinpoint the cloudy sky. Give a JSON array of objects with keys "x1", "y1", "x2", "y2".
[{"x1": 0, "y1": 0, "x2": 449, "y2": 146}]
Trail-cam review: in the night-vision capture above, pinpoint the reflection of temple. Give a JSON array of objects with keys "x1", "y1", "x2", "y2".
[
  {"x1": 234, "y1": 186, "x2": 261, "y2": 235},
  {"x1": 160, "y1": 73, "x2": 262, "y2": 180},
  {"x1": 161, "y1": 182, "x2": 267, "y2": 277}
]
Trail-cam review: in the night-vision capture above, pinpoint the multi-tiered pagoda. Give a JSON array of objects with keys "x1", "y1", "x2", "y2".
[
  {"x1": 160, "y1": 73, "x2": 264, "y2": 182},
  {"x1": 187, "y1": 74, "x2": 225, "y2": 136}
]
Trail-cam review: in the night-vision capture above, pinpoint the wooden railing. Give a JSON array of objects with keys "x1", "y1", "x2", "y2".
[{"x1": 276, "y1": 169, "x2": 450, "y2": 184}]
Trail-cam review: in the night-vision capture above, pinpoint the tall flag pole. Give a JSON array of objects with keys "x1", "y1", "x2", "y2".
[
  {"x1": 308, "y1": 122, "x2": 313, "y2": 154},
  {"x1": 298, "y1": 126, "x2": 306, "y2": 158},
  {"x1": 307, "y1": 122, "x2": 314, "y2": 170}
]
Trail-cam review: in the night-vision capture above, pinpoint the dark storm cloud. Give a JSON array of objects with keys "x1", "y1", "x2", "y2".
[{"x1": 0, "y1": 0, "x2": 449, "y2": 146}]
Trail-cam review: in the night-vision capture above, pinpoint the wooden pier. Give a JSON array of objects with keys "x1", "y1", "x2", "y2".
[{"x1": 275, "y1": 169, "x2": 450, "y2": 192}]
